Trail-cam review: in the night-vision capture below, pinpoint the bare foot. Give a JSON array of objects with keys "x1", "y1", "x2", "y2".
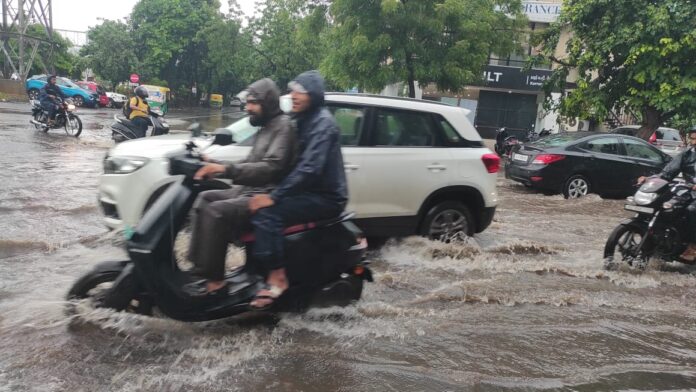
[{"x1": 206, "y1": 280, "x2": 226, "y2": 293}]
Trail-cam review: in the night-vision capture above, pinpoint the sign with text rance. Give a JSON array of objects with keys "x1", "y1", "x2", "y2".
[
  {"x1": 522, "y1": 1, "x2": 562, "y2": 23},
  {"x1": 481, "y1": 65, "x2": 553, "y2": 91}
]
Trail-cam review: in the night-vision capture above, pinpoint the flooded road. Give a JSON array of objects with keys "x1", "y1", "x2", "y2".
[{"x1": 2, "y1": 101, "x2": 696, "y2": 391}]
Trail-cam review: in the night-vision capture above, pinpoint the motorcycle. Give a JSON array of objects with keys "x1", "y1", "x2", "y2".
[
  {"x1": 29, "y1": 98, "x2": 83, "y2": 137},
  {"x1": 110, "y1": 107, "x2": 170, "y2": 143},
  {"x1": 67, "y1": 134, "x2": 372, "y2": 321},
  {"x1": 604, "y1": 177, "x2": 694, "y2": 270},
  {"x1": 494, "y1": 127, "x2": 521, "y2": 157}
]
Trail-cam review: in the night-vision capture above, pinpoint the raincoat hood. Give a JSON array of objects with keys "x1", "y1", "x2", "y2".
[
  {"x1": 246, "y1": 78, "x2": 281, "y2": 125},
  {"x1": 291, "y1": 70, "x2": 326, "y2": 111}
]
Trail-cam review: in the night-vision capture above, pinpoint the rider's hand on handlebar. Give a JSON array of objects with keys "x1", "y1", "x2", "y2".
[
  {"x1": 193, "y1": 163, "x2": 226, "y2": 180},
  {"x1": 637, "y1": 176, "x2": 646, "y2": 185}
]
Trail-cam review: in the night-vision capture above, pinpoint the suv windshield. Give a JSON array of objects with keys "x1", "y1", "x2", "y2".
[
  {"x1": 225, "y1": 117, "x2": 258, "y2": 145},
  {"x1": 655, "y1": 128, "x2": 681, "y2": 141},
  {"x1": 529, "y1": 134, "x2": 579, "y2": 148}
]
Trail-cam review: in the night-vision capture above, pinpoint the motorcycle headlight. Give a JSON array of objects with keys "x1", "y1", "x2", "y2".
[
  {"x1": 634, "y1": 190, "x2": 658, "y2": 206},
  {"x1": 67, "y1": 104, "x2": 76, "y2": 111},
  {"x1": 103, "y1": 156, "x2": 150, "y2": 174}
]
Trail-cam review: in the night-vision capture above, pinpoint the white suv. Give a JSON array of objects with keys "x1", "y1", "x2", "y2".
[{"x1": 98, "y1": 93, "x2": 499, "y2": 239}]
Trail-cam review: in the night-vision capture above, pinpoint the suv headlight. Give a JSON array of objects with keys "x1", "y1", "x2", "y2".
[
  {"x1": 103, "y1": 156, "x2": 150, "y2": 174},
  {"x1": 634, "y1": 190, "x2": 657, "y2": 205}
]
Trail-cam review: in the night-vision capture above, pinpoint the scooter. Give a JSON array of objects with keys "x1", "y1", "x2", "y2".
[
  {"x1": 110, "y1": 107, "x2": 170, "y2": 143},
  {"x1": 30, "y1": 98, "x2": 83, "y2": 137},
  {"x1": 67, "y1": 135, "x2": 372, "y2": 321}
]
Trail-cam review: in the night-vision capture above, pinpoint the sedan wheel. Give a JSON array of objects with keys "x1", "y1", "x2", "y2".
[
  {"x1": 563, "y1": 175, "x2": 590, "y2": 199},
  {"x1": 72, "y1": 95, "x2": 84, "y2": 107}
]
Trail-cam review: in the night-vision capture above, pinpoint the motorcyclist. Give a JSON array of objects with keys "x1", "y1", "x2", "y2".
[
  {"x1": 186, "y1": 78, "x2": 297, "y2": 296},
  {"x1": 39, "y1": 75, "x2": 66, "y2": 126},
  {"x1": 128, "y1": 86, "x2": 151, "y2": 138},
  {"x1": 638, "y1": 126, "x2": 696, "y2": 260}
]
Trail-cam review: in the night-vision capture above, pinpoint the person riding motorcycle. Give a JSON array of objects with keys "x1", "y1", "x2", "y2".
[
  {"x1": 638, "y1": 126, "x2": 696, "y2": 260},
  {"x1": 128, "y1": 86, "x2": 151, "y2": 138},
  {"x1": 38, "y1": 75, "x2": 66, "y2": 126}
]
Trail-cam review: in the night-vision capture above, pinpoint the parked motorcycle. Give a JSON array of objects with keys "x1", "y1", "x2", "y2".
[
  {"x1": 67, "y1": 136, "x2": 372, "y2": 321},
  {"x1": 110, "y1": 108, "x2": 169, "y2": 143},
  {"x1": 604, "y1": 177, "x2": 694, "y2": 270},
  {"x1": 29, "y1": 98, "x2": 82, "y2": 137},
  {"x1": 494, "y1": 127, "x2": 520, "y2": 157}
]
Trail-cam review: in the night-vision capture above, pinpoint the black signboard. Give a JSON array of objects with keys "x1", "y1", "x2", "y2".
[{"x1": 481, "y1": 65, "x2": 553, "y2": 91}]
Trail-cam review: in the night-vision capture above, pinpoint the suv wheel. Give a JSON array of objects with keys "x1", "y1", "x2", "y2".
[{"x1": 419, "y1": 201, "x2": 474, "y2": 242}]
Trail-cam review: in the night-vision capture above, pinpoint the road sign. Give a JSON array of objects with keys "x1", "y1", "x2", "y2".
[{"x1": 129, "y1": 74, "x2": 140, "y2": 83}]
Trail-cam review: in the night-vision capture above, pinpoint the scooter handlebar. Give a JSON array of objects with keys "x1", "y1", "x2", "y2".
[{"x1": 169, "y1": 154, "x2": 206, "y2": 178}]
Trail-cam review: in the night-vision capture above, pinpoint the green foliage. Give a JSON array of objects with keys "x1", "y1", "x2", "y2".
[
  {"x1": 0, "y1": 24, "x2": 80, "y2": 78},
  {"x1": 322, "y1": 0, "x2": 527, "y2": 97},
  {"x1": 81, "y1": 20, "x2": 138, "y2": 85},
  {"x1": 534, "y1": 0, "x2": 696, "y2": 138}
]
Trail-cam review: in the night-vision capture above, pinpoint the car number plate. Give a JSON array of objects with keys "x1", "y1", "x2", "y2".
[
  {"x1": 512, "y1": 153, "x2": 528, "y2": 163},
  {"x1": 624, "y1": 204, "x2": 654, "y2": 214}
]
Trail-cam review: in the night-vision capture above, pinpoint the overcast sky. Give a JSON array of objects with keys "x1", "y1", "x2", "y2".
[{"x1": 52, "y1": 0, "x2": 258, "y2": 32}]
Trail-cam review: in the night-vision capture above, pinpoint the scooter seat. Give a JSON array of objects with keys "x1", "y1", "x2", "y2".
[{"x1": 240, "y1": 211, "x2": 354, "y2": 243}]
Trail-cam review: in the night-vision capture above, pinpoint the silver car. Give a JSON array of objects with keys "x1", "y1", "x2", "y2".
[{"x1": 611, "y1": 125, "x2": 685, "y2": 156}]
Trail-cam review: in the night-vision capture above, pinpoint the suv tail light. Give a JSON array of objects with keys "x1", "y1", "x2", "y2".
[
  {"x1": 649, "y1": 133, "x2": 657, "y2": 144},
  {"x1": 532, "y1": 154, "x2": 565, "y2": 165},
  {"x1": 481, "y1": 153, "x2": 500, "y2": 173}
]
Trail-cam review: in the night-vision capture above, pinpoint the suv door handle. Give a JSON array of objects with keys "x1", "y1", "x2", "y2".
[
  {"x1": 344, "y1": 164, "x2": 360, "y2": 172},
  {"x1": 427, "y1": 164, "x2": 447, "y2": 171}
]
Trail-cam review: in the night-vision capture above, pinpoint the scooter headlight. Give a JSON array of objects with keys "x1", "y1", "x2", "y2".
[
  {"x1": 103, "y1": 156, "x2": 150, "y2": 174},
  {"x1": 633, "y1": 190, "x2": 658, "y2": 206}
]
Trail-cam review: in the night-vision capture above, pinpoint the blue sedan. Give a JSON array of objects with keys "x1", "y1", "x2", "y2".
[{"x1": 26, "y1": 75, "x2": 98, "y2": 107}]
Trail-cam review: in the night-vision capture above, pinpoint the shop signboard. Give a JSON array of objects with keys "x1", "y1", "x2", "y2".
[{"x1": 481, "y1": 65, "x2": 553, "y2": 91}]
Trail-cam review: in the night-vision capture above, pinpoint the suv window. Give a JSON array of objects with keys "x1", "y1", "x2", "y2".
[
  {"x1": 582, "y1": 137, "x2": 621, "y2": 155},
  {"x1": 438, "y1": 117, "x2": 462, "y2": 143},
  {"x1": 373, "y1": 108, "x2": 438, "y2": 147},
  {"x1": 655, "y1": 128, "x2": 681, "y2": 141},
  {"x1": 624, "y1": 138, "x2": 663, "y2": 162},
  {"x1": 327, "y1": 105, "x2": 364, "y2": 146}
]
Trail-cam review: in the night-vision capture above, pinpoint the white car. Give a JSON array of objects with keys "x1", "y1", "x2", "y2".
[
  {"x1": 98, "y1": 93, "x2": 499, "y2": 239},
  {"x1": 105, "y1": 92, "x2": 128, "y2": 109}
]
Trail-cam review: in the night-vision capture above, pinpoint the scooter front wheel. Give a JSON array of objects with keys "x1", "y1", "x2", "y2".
[{"x1": 66, "y1": 262, "x2": 144, "y2": 314}]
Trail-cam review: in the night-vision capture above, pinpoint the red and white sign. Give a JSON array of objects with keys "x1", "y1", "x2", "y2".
[{"x1": 129, "y1": 73, "x2": 140, "y2": 83}]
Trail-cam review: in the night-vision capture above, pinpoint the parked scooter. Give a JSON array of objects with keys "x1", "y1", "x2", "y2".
[
  {"x1": 494, "y1": 127, "x2": 520, "y2": 157},
  {"x1": 110, "y1": 107, "x2": 169, "y2": 143},
  {"x1": 604, "y1": 177, "x2": 694, "y2": 270},
  {"x1": 29, "y1": 98, "x2": 83, "y2": 137},
  {"x1": 67, "y1": 132, "x2": 372, "y2": 321}
]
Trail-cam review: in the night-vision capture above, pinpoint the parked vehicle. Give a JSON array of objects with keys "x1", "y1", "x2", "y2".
[
  {"x1": 26, "y1": 75, "x2": 98, "y2": 107},
  {"x1": 505, "y1": 132, "x2": 670, "y2": 198},
  {"x1": 611, "y1": 125, "x2": 685, "y2": 157},
  {"x1": 604, "y1": 177, "x2": 694, "y2": 270},
  {"x1": 105, "y1": 91, "x2": 127, "y2": 109},
  {"x1": 29, "y1": 98, "x2": 82, "y2": 137},
  {"x1": 69, "y1": 144, "x2": 372, "y2": 320},
  {"x1": 76, "y1": 81, "x2": 109, "y2": 107},
  {"x1": 98, "y1": 93, "x2": 499, "y2": 241},
  {"x1": 140, "y1": 84, "x2": 170, "y2": 114},
  {"x1": 109, "y1": 107, "x2": 169, "y2": 143}
]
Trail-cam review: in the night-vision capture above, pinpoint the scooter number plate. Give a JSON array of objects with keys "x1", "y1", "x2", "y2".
[{"x1": 624, "y1": 204, "x2": 654, "y2": 214}]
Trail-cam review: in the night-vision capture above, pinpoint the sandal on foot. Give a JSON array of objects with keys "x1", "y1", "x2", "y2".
[
  {"x1": 248, "y1": 284, "x2": 285, "y2": 311},
  {"x1": 183, "y1": 280, "x2": 228, "y2": 298}
]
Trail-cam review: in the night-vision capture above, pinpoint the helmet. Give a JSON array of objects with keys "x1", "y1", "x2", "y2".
[{"x1": 134, "y1": 85, "x2": 149, "y2": 99}]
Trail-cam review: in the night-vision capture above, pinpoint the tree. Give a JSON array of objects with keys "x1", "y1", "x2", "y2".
[
  {"x1": 81, "y1": 20, "x2": 138, "y2": 85},
  {"x1": 322, "y1": 0, "x2": 527, "y2": 98},
  {"x1": 534, "y1": 0, "x2": 696, "y2": 139},
  {"x1": 129, "y1": 0, "x2": 223, "y2": 89},
  {"x1": 246, "y1": 0, "x2": 331, "y2": 88}
]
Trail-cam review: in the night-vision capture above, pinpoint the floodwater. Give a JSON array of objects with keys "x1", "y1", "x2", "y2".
[{"x1": 1, "y1": 101, "x2": 696, "y2": 391}]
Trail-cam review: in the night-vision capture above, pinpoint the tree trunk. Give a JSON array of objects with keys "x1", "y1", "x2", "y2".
[
  {"x1": 636, "y1": 106, "x2": 661, "y2": 140},
  {"x1": 405, "y1": 53, "x2": 416, "y2": 98}
]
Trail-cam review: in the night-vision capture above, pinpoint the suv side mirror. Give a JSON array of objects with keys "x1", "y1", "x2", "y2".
[
  {"x1": 212, "y1": 128, "x2": 235, "y2": 146},
  {"x1": 188, "y1": 122, "x2": 202, "y2": 137}
]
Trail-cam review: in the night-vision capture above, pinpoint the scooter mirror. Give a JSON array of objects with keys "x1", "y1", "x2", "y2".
[
  {"x1": 212, "y1": 128, "x2": 234, "y2": 146},
  {"x1": 188, "y1": 122, "x2": 202, "y2": 137}
]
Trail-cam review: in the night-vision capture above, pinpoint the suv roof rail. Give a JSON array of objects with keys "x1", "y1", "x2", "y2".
[{"x1": 325, "y1": 92, "x2": 455, "y2": 107}]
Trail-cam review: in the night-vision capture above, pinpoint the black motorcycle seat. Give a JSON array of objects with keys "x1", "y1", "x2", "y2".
[{"x1": 240, "y1": 211, "x2": 354, "y2": 243}]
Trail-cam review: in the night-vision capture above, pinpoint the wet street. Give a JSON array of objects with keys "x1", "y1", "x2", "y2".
[{"x1": 1, "y1": 101, "x2": 696, "y2": 391}]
